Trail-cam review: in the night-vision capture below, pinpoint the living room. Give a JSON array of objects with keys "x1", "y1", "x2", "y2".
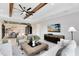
[{"x1": 0, "y1": 3, "x2": 79, "y2": 56}]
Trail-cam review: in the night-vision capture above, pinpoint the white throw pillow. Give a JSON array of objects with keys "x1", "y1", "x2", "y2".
[
  {"x1": 62, "y1": 40, "x2": 70, "y2": 46},
  {"x1": 0, "y1": 43, "x2": 12, "y2": 56},
  {"x1": 58, "y1": 39, "x2": 70, "y2": 47}
]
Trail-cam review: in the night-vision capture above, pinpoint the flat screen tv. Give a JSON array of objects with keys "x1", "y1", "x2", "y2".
[{"x1": 48, "y1": 24, "x2": 61, "y2": 32}]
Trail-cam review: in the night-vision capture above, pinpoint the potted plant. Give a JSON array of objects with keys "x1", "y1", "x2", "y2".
[{"x1": 32, "y1": 35, "x2": 40, "y2": 47}]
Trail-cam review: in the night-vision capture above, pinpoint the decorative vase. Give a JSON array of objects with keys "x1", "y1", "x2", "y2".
[{"x1": 32, "y1": 40, "x2": 36, "y2": 47}]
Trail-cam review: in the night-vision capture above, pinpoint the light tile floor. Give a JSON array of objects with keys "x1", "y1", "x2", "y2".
[
  {"x1": 75, "y1": 46, "x2": 79, "y2": 56},
  {"x1": 7, "y1": 39, "x2": 79, "y2": 56}
]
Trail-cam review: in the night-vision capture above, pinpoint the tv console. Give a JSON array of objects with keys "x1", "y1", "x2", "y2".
[{"x1": 44, "y1": 34, "x2": 65, "y2": 44}]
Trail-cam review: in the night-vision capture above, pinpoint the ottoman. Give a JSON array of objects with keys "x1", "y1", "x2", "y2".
[{"x1": 21, "y1": 42, "x2": 48, "y2": 56}]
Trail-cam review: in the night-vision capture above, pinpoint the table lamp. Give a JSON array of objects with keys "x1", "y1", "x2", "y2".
[{"x1": 68, "y1": 27, "x2": 77, "y2": 40}]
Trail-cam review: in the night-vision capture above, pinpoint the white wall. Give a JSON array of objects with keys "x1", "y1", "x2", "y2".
[
  {"x1": 32, "y1": 11, "x2": 79, "y2": 45},
  {"x1": 32, "y1": 24, "x2": 41, "y2": 35}
]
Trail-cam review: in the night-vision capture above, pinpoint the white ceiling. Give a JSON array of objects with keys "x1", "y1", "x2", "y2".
[{"x1": 0, "y1": 3, "x2": 79, "y2": 23}]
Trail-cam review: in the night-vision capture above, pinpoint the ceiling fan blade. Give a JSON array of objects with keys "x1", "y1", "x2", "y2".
[
  {"x1": 27, "y1": 7, "x2": 31, "y2": 11},
  {"x1": 14, "y1": 8, "x2": 22, "y2": 12},
  {"x1": 24, "y1": 15, "x2": 28, "y2": 19},
  {"x1": 20, "y1": 13, "x2": 23, "y2": 15},
  {"x1": 24, "y1": 3, "x2": 47, "y2": 19},
  {"x1": 19, "y1": 4, "x2": 24, "y2": 11},
  {"x1": 23, "y1": 7, "x2": 26, "y2": 9},
  {"x1": 9, "y1": 3, "x2": 14, "y2": 17},
  {"x1": 24, "y1": 16, "x2": 27, "y2": 19}
]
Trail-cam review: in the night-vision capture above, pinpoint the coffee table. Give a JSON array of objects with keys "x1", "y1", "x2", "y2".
[{"x1": 21, "y1": 42, "x2": 48, "y2": 56}]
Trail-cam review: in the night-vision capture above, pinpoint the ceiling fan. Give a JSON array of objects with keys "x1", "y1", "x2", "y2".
[
  {"x1": 19, "y1": 4, "x2": 34, "y2": 15},
  {"x1": 14, "y1": 3, "x2": 47, "y2": 19},
  {"x1": 14, "y1": 4, "x2": 34, "y2": 18}
]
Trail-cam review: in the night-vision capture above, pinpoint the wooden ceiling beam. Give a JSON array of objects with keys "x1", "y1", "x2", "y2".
[
  {"x1": 24, "y1": 3, "x2": 47, "y2": 19},
  {"x1": 9, "y1": 3, "x2": 14, "y2": 17},
  {"x1": 32, "y1": 3, "x2": 47, "y2": 13}
]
